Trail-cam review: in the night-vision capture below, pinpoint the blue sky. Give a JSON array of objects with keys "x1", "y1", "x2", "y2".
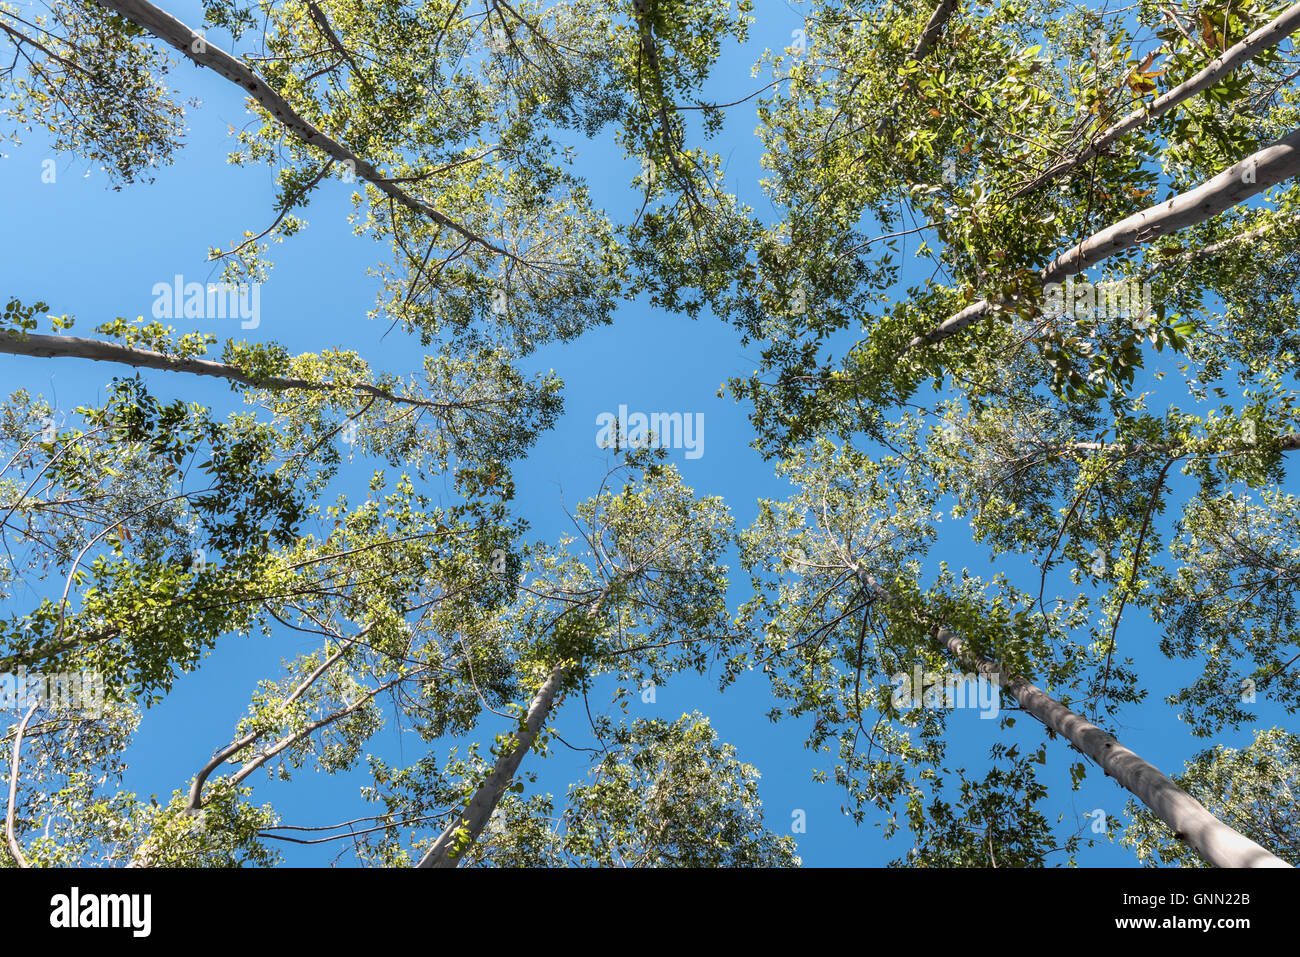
[{"x1": 1, "y1": 0, "x2": 1291, "y2": 866}]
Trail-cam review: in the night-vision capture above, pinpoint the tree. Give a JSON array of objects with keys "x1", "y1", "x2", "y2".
[
  {"x1": 1123, "y1": 728, "x2": 1300, "y2": 866},
  {"x1": 418, "y1": 458, "x2": 738, "y2": 866},
  {"x1": 2, "y1": 0, "x2": 783, "y2": 868},
  {"x1": 4, "y1": 0, "x2": 1300, "y2": 868},
  {"x1": 722, "y1": 0, "x2": 1300, "y2": 866},
  {"x1": 440, "y1": 713, "x2": 801, "y2": 867}
]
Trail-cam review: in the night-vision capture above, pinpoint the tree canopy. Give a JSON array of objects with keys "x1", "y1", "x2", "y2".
[{"x1": 2, "y1": 0, "x2": 1299, "y2": 868}]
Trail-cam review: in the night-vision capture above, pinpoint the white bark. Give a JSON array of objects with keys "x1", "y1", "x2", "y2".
[
  {"x1": 859, "y1": 575, "x2": 1290, "y2": 867},
  {"x1": 1024, "y1": 430, "x2": 1300, "y2": 458},
  {"x1": 909, "y1": 125, "x2": 1300, "y2": 350},
  {"x1": 416, "y1": 580, "x2": 619, "y2": 868},
  {"x1": 1012, "y1": 2, "x2": 1300, "y2": 199},
  {"x1": 1139, "y1": 210, "x2": 1300, "y2": 279},
  {"x1": 416, "y1": 662, "x2": 566, "y2": 868},
  {"x1": 0, "y1": 330, "x2": 464, "y2": 411},
  {"x1": 934, "y1": 624, "x2": 1291, "y2": 868},
  {"x1": 4, "y1": 703, "x2": 38, "y2": 868},
  {"x1": 88, "y1": 0, "x2": 516, "y2": 261},
  {"x1": 1040, "y1": 127, "x2": 1300, "y2": 278}
]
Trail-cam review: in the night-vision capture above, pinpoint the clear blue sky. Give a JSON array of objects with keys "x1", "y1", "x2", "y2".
[{"x1": 1, "y1": 0, "x2": 1288, "y2": 866}]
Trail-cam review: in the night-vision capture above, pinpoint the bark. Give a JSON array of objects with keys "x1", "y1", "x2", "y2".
[
  {"x1": 910, "y1": 0, "x2": 959, "y2": 61},
  {"x1": 908, "y1": 125, "x2": 1300, "y2": 350},
  {"x1": 630, "y1": 0, "x2": 707, "y2": 214},
  {"x1": 416, "y1": 662, "x2": 567, "y2": 868},
  {"x1": 1019, "y1": 430, "x2": 1300, "y2": 460},
  {"x1": 1011, "y1": 2, "x2": 1300, "y2": 200},
  {"x1": 1139, "y1": 211, "x2": 1300, "y2": 280},
  {"x1": 0, "y1": 330, "x2": 480, "y2": 412},
  {"x1": 859, "y1": 575, "x2": 1291, "y2": 866},
  {"x1": 303, "y1": 0, "x2": 372, "y2": 92},
  {"x1": 187, "y1": 639, "x2": 357, "y2": 811},
  {"x1": 4, "y1": 703, "x2": 38, "y2": 868},
  {"x1": 88, "y1": 0, "x2": 517, "y2": 262},
  {"x1": 1040, "y1": 126, "x2": 1300, "y2": 278},
  {"x1": 930, "y1": 624, "x2": 1292, "y2": 868},
  {"x1": 417, "y1": 577, "x2": 621, "y2": 868}
]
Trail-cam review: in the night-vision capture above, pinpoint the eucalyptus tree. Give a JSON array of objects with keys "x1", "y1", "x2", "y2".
[
  {"x1": 418, "y1": 456, "x2": 741, "y2": 867},
  {"x1": 5, "y1": 0, "x2": 1299, "y2": 870},
  {"x1": 447, "y1": 712, "x2": 801, "y2": 867},
  {"x1": 720, "y1": 0, "x2": 1300, "y2": 866},
  {"x1": 0, "y1": 349, "x2": 543, "y2": 865},
  {"x1": 731, "y1": 0, "x2": 1300, "y2": 446},
  {"x1": 0, "y1": 0, "x2": 755, "y2": 345},
  {"x1": 122, "y1": 457, "x2": 772, "y2": 868},
  {"x1": 0, "y1": 0, "x2": 785, "y2": 868},
  {"x1": 1123, "y1": 728, "x2": 1300, "y2": 866}
]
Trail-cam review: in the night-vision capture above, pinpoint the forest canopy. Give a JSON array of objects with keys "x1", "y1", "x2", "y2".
[{"x1": 1, "y1": 0, "x2": 1299, "y2": 868}]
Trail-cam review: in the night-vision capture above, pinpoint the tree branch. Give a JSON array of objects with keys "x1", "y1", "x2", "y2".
[
  {"x1": 88, "y1": 0, "x2": 523, "y2": 264},
  {"x1": 0, "y1": 330, "x2": 496, "y2": 413},
  {"x1": 907, "y1": 125, "x2": 1300, "y2": 352},
  {"x1": 1010, "y1": 1, "x2": 1300, "y2": 201},
  {"x1": 5, "y1": 703, "x2": 38, "y2": 869}
]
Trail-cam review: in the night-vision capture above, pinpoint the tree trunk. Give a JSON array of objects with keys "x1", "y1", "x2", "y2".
[
  {"x1": 909, "y1": 125, "x2": 1300, "y2": 349},
  {"x1": 1139, "y1": 211, "x2": 1300, "y2": 279},
  {"x1": 910, "y1": 0, "x2": 960, "y2": 61},
  {"x1": 859, "y1": 574, "x2": 1290, "y2": 867},
  {"x1": 4, "y1": 704, "x2": 38, "y2": 868},
  {"x1": 416, "y1": 662, "x2": 566, "y2": 868},
  {"x1": 1040, "y1": 126, "x2": 1300, "y2": 280},
  {"x1": 0, "y1": 330, "x2": 451, "y2": 411},
  {"x1": 932, "y1": 624, "x2": 1292, "y2": 868}
]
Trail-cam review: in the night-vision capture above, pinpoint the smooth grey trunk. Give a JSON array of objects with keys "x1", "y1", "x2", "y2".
[
  {"x1": 909, "y1": 125, "x2": 1300, "y2": 350},
  {"x1": 860, "y1": 577, "x2": 1290, "y2": 866},
  {"x1": 416, "y1": 662, "x2": 566, "y2": 868},
  {"x1": 934, "y1": 624, "x2": 1291, "y2": 867},
  {"x1": 417, "y1": 579, "x2": 619, "y2": 869},
  {"x1": 4, "y1": 703, "x2": 38, "y2": 868},
  {"x1": 1011, "y1": 2, "x2": 1300, "y2": 200},
  {"x1": 1139, "y1": 211, "x2": 1300, "y2": 279},
  {"x1": 0, "y1": 330, "x2": 457, "y2": 411},
  {"x1": 1039, "y1": 125, "x2": 1300, "y2": 278},
  {"x1": 1017, "y1": 430, "x2": 1300, "y2": 460},
  {"x1": 88, "y1": 0, "x2": 513, "y2": 261}
]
